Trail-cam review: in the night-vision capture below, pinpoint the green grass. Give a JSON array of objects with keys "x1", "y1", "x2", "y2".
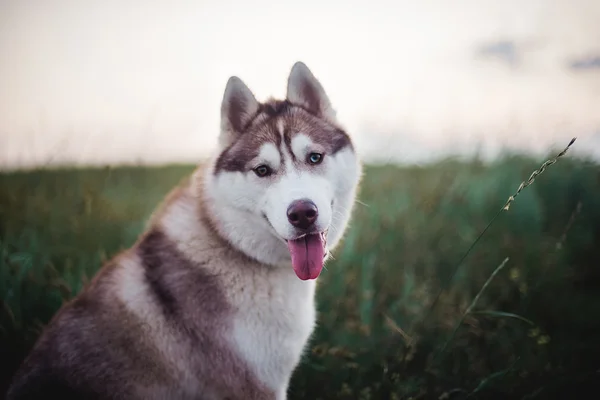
[{"x1": 1, "y1": 153, "x2": 600, "y2": 399}]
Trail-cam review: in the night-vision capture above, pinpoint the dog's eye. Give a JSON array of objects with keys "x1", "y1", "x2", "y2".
[
  {"x1": 307, "y1": 153, "x2": 323, "y2": 165},
  {"x1": 254, "y1": 165, "x2": 272, "y2": 177}
]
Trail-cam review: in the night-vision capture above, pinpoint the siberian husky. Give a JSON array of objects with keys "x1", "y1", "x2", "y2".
[{"x1": 7, "y1": 62, "x2": 362, "y2": 399}]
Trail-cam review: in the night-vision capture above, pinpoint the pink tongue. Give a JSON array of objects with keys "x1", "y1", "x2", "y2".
[{"x1": 287, "y1": 234, "x2": 325, "y2": 280}]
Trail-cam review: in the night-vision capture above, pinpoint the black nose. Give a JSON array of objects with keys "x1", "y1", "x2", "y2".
[{"x1": 287, "y1": 199, "x2": 318, "y2": 230}]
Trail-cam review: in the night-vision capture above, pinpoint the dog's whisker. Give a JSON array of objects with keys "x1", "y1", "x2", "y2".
[{"x1": 355, "y1": 199, "x2": 370, "y2": 208}]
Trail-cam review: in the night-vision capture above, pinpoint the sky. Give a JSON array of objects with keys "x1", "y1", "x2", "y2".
[{"x1": 1, "y1": 0, "x2": 599, "y2": 169}]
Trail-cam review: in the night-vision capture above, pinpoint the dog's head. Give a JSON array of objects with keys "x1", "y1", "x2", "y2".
[{"x1": 204, "y1": 62, "x2": 361, "y2": 280}]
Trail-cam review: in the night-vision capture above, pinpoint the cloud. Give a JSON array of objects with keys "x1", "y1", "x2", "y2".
[
  {"x1": 474, "y1": 40, "x2": 519, "y2": 68},
  {"x1": 568, "y1": 55, "x2": 600, "y2": 71}
]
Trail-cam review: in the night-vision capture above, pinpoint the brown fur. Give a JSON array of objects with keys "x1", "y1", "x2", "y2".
[
  {"x1": 6, "y1": 181, "x2": 275, "y2": 400},
  {"x1": 215, "y1": 99, "x2": 352, "y2": 173}
]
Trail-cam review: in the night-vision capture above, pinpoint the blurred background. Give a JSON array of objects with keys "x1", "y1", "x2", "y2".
[{"x1": 1, "y1": 0, "x2": 599, "y2": 398}]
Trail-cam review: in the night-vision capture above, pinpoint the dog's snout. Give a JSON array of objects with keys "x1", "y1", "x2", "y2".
[{"x1": 287, "y1": 199, "x2": 318, "y2": 230}]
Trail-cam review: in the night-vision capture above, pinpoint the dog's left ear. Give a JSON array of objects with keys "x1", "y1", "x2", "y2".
[
  {"x1": 219, "y1": 76, "x2": 260, "y2": 149},
  {"x1": 286, "y1": 62, "x2": 336, "y2": 122}
]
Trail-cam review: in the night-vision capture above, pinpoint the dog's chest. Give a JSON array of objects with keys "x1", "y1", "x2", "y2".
[{"x1": 229, "y1": 270, "x2": 317, "y2": 390}]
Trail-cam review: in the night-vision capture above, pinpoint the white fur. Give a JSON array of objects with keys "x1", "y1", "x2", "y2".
[
  {"x1": 229, "y1": 267, "x2": 317, "y2": 397},
  {"x1": 201, "y1": 145, "x2": 359, "y2": 398},
  {"x1": 202, "y1": 143, "x2": 357, "y2": 266},
  {"x1": 200, "y1": 62, "x2": 361, "y2": 398},
  {"x1": 290, "y1": 133, "x2": 321, "y2": 157},
  {"x1": 255, "y1": 143, "x2": 282, "y2": 171},
  {"x1": 158, "y1": 183, "x2": 319, "y2": 398}
]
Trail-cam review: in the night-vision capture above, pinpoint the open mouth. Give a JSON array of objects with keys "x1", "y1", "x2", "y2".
[{"x1": 285, "y1": 231, "x2": 327, "y2": 281}]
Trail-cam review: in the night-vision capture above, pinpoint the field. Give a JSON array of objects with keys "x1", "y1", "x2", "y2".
[{"x1": 1, "y1": 152, "x2": 599, "y2": 399}]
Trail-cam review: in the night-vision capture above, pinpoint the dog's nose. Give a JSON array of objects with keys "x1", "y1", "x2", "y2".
[{"x1": 287, "y1": 199, "x2": 318, "y2": 230}]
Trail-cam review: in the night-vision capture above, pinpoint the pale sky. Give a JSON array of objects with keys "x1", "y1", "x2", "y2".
[{"x1": 1, "y1": 0, "x2": 599, "y2": 169}]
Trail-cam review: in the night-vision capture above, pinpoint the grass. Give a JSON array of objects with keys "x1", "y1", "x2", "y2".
[{"x1": 1, "y1": 147, "x2": 600, "y2": 399}]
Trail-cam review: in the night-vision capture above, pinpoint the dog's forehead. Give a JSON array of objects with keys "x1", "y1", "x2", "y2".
[{"x1": 215, "y1": 103, "x2": 352, "y2": 173}]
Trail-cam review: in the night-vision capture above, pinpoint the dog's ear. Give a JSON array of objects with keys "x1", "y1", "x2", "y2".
[
  {"x1": 219, "y1": 76, "x2": 260, "y2": 148},
  {"x1": 286, "y1": 62, "x2": 336, "y2": 122}
]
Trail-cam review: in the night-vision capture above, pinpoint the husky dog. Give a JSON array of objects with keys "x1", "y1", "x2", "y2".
[{"x1": 6, "y1": 62, "x2": 362, "y2": 400}]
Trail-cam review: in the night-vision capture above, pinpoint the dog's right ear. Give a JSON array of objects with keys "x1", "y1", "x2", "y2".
[
  {"x1": 219, "y1": 76, "x2": 260, "y2": 148},
  {"x1": 287, "y1": 62, "x2": 336, "y2": 123}
]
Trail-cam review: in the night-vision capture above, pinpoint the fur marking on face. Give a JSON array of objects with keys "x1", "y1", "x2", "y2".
[{"x1": 207, "y1": 62, "x2": 362, "y2": 280}]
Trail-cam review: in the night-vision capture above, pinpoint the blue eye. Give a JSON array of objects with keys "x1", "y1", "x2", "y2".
[
  {"x1": 308, "y1": 153, "x2": 323, "y2": 165},
  {"x1": 254, "y1": 165, "x2": 271, "y2": 177}
]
